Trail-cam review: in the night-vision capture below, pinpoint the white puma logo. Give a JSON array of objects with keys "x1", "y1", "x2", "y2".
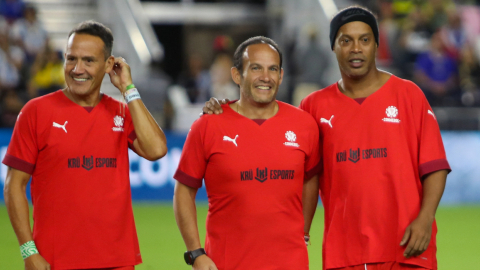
[
  {"x1": 223, "y1": 135, "x2": 238, "y2": 147},
  {"x1": 53, "y1": 121, "x2": 68, "y2": 133},
  {"x1": 320, "y1": 115, "x2": 334, "y2": 128},
  {"x1": 428, "y1": 110, "x2": 436, "y2": 120}
]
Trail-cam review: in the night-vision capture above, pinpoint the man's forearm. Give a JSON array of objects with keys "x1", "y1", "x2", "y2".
[
  {"x1": 418, "y1": 170, "x2": 448, "y2": 221},
  {"x1": 173, "y1": 182, "x2": 203, "y2": 250},
  {"x1": 129, "y1": 99, "x2": 167, "y2": 161},
  {"x1": 4, "y1": 169, "x2": 34, "y2": 245},
  {"x1": 303, "y1": 175, "x2": 319, "y2": 234}
]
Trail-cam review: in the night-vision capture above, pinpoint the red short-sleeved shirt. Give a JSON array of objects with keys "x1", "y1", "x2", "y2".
[
  {"x1": 3, "y1": 90, "x2": 142, "y2": 269},
  {"x1": 300, "y1": 76, "x2": 450, "y2": 270},
  {"x1": 174, "y1": 101, "x2": 321, "y2": 270}
]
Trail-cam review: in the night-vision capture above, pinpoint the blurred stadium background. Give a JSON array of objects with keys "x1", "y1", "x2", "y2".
[{"x1": 0, "y1": 0, "x2": 479, "y2": 268}]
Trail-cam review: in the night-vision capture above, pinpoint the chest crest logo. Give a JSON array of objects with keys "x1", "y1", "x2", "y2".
[
  {"x1": 382, "y1": 106, "x2": 401, "y2": 123},
  {"x1": 284, "y1": 131, "x2": 299, "y2": 147},
  {"x1": 112, "y1": 115, "x2": 124, "y2": 132}
]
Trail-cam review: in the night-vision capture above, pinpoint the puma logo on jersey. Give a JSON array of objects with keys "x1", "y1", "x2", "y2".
[
  {"x1": 428, "y1": 110, "x2": 436, "y2": 120},
  {"x1": 320, "y1": 115, "x2": 334, "y2": 128},
  {"x1": 53, "y1": 121, "x2": 68, "y2": 133},
  {"x1": 223, "y1": 135, "x2": 238, "y2": 147}
]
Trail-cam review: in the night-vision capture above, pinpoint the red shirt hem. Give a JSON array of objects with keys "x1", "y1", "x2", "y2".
[
  {"x1": 419, "y1": 159, "x2": 451, "y2": 178},
  {"x1": 2, "y1": 153, "x2": 35, "y2": 174},
  {"x1": 174, "y1": 169, "x2": 203, "y2": 188},
  {"x1": 305, "y1": 160, "x2": 322, "y2": 180}
]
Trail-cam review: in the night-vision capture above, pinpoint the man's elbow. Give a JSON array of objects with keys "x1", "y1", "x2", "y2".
[{"x1": 143, "y1": 145, "x2": 168, "y2": 161}]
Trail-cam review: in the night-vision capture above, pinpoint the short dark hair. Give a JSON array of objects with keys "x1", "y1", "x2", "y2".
[
  {"x1": 68, "y1": 20, "x2": 114, "y2": 60},
  {"x1": 233, "y1": 36, "x2": 283, "y2": 73}
]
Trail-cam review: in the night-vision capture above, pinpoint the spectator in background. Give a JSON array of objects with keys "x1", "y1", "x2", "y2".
[
  {"x1": 421, "y1": 0, "x2": 454, "y2": 31},
  {"x1": 377, "y1": 1, "x2": 401, "y2": 73},
  {"x1": 0, "y1": 25, "x2": 24, "y2": 91},
  {"x1": 210, "y1": 35, "x2": 238, "y2": 100},
  {"x1": 292, "y1": 26, "x2": 329, "y2": 106},
  {"x1": 178, "y1": 53, "x2": 211, "y2": 103},
  {"x1": 459, "y1": 45, "x2": 480, "y2": 106},
  {"x1": 439, "y1": 9, "x2": 467, "y2": 61},
  {"x1": 0, "y1": 0, "x2": 24, "y2": 22},
  {"x1": 0, "y1": 25, "x2": 25, "y2": 127},
  {"x1": 28, "y1": 45, "x2": 64, "y2": 98},
  {"x1": 398, "y1": 6, "x2": 432, "y2": 79},
  {"x1": 414, "y1": 31, "x2": 459, "y2": 106},
  {"x1": 10, "y1": 4, "x2": 47, "y2": 63}
]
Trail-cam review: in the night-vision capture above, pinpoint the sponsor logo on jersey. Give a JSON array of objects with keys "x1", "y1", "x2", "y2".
[
  {"x1": 382, "y1": 106, "x2": 400, "y2": 123},
  {"x1": 82, "y1": 155, "x2": 94, "y2": 170},
  {"x1": 336, "y1": 147, "x2": 388, "y2": 163},
  {"x1": 112, "y1": 115, "x2": 124, "y2": 132},
  {"x1": 68, "y1": 155, "x2": 117, "y2": 170},
  {"x1": 284, "y1": 131, "x2": 299, "y2": 147},
  {"x1": 53, "y1": 121, "x2": 68, "y2": 133},
  {"x1": 223, "y1": 135, "x2": 238, "y2": 147},
  {"x1": 240, "y1": 167, "x2": 295, "y2": 182},
  {"x1": 348, "y1": 148, "x2": 360, "y2": 163},
  {"x1": 320, "y1": 115, "x2": 334, "y2": 128},
  {"x1": 428, "y1": 109, "x2": 436, "y2": 120}
]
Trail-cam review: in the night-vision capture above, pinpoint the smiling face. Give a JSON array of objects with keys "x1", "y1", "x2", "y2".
[
  {"x1": 334, "y1": 21, "x2": 377, "y2": 79},
  {"x1": 231, "y1": 43, "x2": 283, "y2": 105},
  {"x1": 64, "y1": 33, "x2": 113, "y2": 97}
]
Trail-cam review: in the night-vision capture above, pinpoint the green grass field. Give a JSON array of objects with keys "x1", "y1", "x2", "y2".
[{"x1": 1, "y1": 204, "x2": 479, "y2": 269}]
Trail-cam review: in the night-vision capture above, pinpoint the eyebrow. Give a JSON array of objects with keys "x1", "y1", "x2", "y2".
[
  {"x1": 250, "y1": 63, "x2": 280, "y2": 68},
  {"x1": 340, "y1": 33, "x2": 373, "y2": 39},
  {"x1": 65, "y1": 55, "x2": 96, "y2": 61}
]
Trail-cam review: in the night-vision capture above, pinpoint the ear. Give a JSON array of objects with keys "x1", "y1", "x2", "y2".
[
  {"x1": 105, "y1": 55, "x2": 115, "y2": 73},
  {"x1": 278, "y1": 68, "x2": 284, "y2": 86},
  {"x1": 231, "y1": 67, "x2": 242, "y2": 85}
]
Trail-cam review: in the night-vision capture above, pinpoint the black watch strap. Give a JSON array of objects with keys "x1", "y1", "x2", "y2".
[{"x1": 184, "y1": 248, "x2": 206, "y2": 265}]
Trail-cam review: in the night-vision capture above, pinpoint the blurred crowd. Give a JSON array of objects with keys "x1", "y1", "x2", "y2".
[
  {"x1": 174, "y1": 0, "x2": 480, "y2": 109},
  {"x1": 0, "y1": 0, "x2": 64, "y2": 127},
  {"x1": 368, "y1": 0, "x2": 480, "y2": 106},
  {"x1": 2, "y1": 0, "x2": 480, "y2": 129},
  {"x1": 177, "y1": 35, "x2": 239, "y2": 105}
]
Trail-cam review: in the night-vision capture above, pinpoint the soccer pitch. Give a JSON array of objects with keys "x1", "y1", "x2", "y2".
[{"x1": 1, "y1": 204, "x2": 479, "y2": 269}]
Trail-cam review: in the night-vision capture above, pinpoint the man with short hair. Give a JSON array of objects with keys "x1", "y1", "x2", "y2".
[
  {"x1": 204, "y1": 6, "x2": 450, "y2": 270},
  {"x1": 3, "y1": 20, "x2": 167, "y2": 270},
  {"x1": 174, "y1": 36, "x2": 321, "y2": 270}
]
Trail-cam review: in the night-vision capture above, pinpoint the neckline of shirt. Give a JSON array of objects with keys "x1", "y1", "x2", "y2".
[
  {"x1": 58, "y1": 90, "x2": 105, "y2": 113},
  {"x1": 226, "y1": 100, "x2": 281, "y2": 126},
  {"x1": 335, "y1": 74, "x2": 395, "y2": 105}
]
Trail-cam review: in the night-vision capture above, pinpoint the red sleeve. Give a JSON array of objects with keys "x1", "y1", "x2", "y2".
[
  {"x1": 173, "y1": 117, "x2": 208, "y2": 188},
  {"x1": 304, "y1": 116, "x2": 322, "y2": 180},
  {"x1": 2, "y1": 101, "x2": 38, "y2": 174},
  {"x1": 411, "y1": 83, "x2": 451, "y2": 177}
]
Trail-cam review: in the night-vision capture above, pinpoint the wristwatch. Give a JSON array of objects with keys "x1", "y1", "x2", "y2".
[{"x1": 184, "y1": 248, "x2": 206, "y2": 265}]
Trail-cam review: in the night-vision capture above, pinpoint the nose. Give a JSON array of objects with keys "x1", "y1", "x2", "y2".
[
  {"x1": 259, "y1": 69, "x2": 271, "y2": 82},
  {"x1": 351, "y1": 40, "x2": 362, "y2": 54},
  {"x1": 72, "y1": 61, "x2": 85, "y2": 74}
]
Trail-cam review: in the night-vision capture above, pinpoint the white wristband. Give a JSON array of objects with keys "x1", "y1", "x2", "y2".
[{"x1": 124, "y1": 88, "x2": 141, "y2": 103}]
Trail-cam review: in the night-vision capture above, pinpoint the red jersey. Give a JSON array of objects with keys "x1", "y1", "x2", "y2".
[
  {"x1": 174, "y1": 101, "x2": 321, "y2": 270},
  {"x1": 300, "y1": 76, "x2": 450, "y2": 270},
  {"x1": 3, "y1": 90, "x2": 142, "y2": 269}
]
